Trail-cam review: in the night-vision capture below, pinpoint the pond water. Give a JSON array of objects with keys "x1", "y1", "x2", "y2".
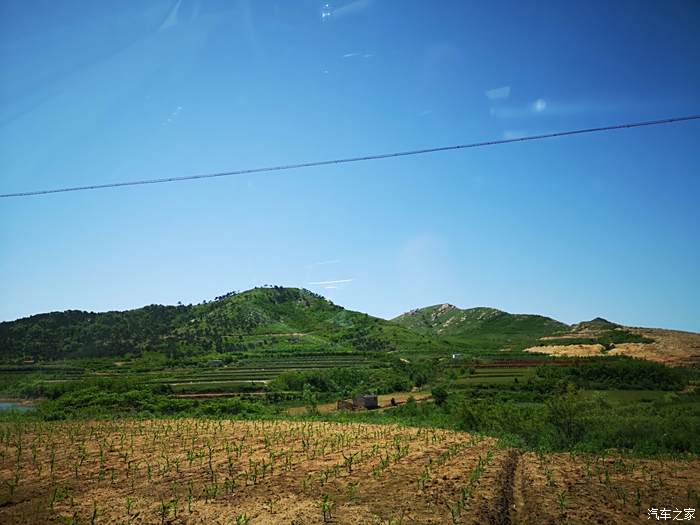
[{"x1": 0, "y1": 402, "x2": 35, "y2": 412}]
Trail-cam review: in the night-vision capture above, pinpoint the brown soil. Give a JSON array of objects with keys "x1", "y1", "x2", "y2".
[
  {"x1": 527, "y1": 327, "x2": 700, "y2": 366},
  {"x1": 610, "y1": 328, "x2": 700, "y2": 366},
  {"x1": 1, "y1": 420, "x2": 698, "y2": 524},
  {"x1": 514, "y1": 451, "x2": 700, "y2": 524},
  {"x1": 524, "y1": 344, "x2": 605, "y2": 358}
]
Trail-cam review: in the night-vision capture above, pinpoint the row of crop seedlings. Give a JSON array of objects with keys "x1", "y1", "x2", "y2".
[
  {"x1": 299, "y1": 428, "x2": 496, "y2": 523},
  {"x1": 242, "y1": 352, "x2": 369, "y2": 359},
  {"x1": 228, "y1": 362, "x2": 372, "y2": 371},
  {"x1": 166, "y1": 385, "x2": 267, "y2": 392},
  {"x1": 4, "y1": 421, "x2": 696, "y2": 525},
  {"x1": 148, "y1": 365, "x2": 377, "y2": 384},
  {"x1": 4, "y1": 421, "x2": 269, "y2": 521},
  {"x1": 298, "y1": 429, "x2": 478, "y2": 491},
  {"x1": 532, "y1": 449, "x2": 699, "y2": 520},
  {"x1": 238, "y1": 356, "x2": 372, "y2": 366},
  {"x1": 463, "y1": 368, "x2": 532, "y2": 376},
  {"x1": 0, "y1": 420, "x2": 481, "y2": 524},
  {"x1": 167, "y1": 358, "x2": 372, "y2": 375},
  {"x1": 444, "y1": 448, "x2": 496, "y2": 523},
  {"x1": 150, "y1": 372, "x2": 280, "y2": 383}
]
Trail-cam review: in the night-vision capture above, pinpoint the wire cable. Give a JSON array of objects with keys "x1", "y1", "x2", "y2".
[{"x1": 2, "y1": 114, "x2": 699, "y2": 198}]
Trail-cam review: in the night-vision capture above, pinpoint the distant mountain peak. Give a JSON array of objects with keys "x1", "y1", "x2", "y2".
[
  {"x1": 573, "y1": 317, "x2": 620, "y2": 331},
  {"x1": 437, "y1": 303, "x2": 457, "y2": 312},
  {"x1": 392, "y1": 303, "x2": 567, "y2": 338}
]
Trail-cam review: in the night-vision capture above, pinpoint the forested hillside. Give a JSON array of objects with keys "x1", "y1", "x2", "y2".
[
  {"x1": 0, "y1": 287, "x2": 451, "y2": 360},
  {"x1": 2, "y1": 288, "x2": 694, "y2": 364}
]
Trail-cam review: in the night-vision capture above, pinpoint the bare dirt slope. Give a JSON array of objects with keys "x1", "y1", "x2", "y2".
[
  {"x1": 525, "y1": 327, "x2": 700, "y2": 366},
  {"x1": 610, "y1": 327, "x2": 700, "y2": 366},
  {"x1": 1, "y1": 420, "x2": 698, "y2": 524},
  {"x1": 524, "y1": 344, "x2": 605, "y2": 358}
]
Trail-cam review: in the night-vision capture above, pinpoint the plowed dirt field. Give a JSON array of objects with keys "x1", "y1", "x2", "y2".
[{"x1": 1, "y1": 420, "x2": 697, "y2": 524}]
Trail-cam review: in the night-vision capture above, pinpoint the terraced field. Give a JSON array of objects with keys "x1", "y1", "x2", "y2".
[
  {"x1": 152, "y1": 355, "x2": 377, "y2": 393},
  {"x1": 3, "y1": 354, "x2": 377, "y2": 395},
  {"x1": 450, "y1": 367, "x2": 536, "y2": 387},
  {"x1": 1, "y1": 420, "x2": 697, "y2": 524}
]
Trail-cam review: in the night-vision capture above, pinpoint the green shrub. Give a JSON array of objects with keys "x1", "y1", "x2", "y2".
[{"x1": 432, "y1": 385, "x2": 449, "y2": 406}]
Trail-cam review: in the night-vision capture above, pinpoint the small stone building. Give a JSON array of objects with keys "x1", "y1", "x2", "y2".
[
  {"x1": 336, "y1": 394, "x2": 379, "y2": 411},
  {"x1": 353, "y1": 394, "x2": 379, "y2": 410}
]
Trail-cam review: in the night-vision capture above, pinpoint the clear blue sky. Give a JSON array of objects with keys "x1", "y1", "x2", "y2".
[{"x1": 1, "y1": 0, "x2": 699, "y2": 331}]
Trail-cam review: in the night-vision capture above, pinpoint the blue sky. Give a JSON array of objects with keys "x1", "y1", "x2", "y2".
[{"x1": 1, "y1": 0, "x2": 699, "y2": 331}]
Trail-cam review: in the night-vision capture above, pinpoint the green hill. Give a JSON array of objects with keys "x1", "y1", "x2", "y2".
[
  {"x1": 391, "y1": 305, "x2": 661, "y2": 354},
  {"x1": 392, "y1": 304, "x2": 570, "y2": 352},
  {"x1": 0, "y1": 287, "x2": 452, "y2": 360},
  {"x1": 393, "y1": 303, "x2": 568, "y2": 337},
  {"x1": 1, "y1": 288, "x2": 659, "y2": 362}
]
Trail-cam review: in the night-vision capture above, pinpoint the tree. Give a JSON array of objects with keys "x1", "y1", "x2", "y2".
[
  {"x1": 545, "y1": 387, "x2": 585, "y2": 447},
  {"x1": 432, "y1": 385, "x2": 448, "y2": 406},
  {"x1": 302, "y1": 384, "x2": 319, "y2": 415}
]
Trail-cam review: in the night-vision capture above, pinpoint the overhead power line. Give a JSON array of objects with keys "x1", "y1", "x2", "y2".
[{"x1": 2, "y1": 114, "x2": 699, "y2": 199}]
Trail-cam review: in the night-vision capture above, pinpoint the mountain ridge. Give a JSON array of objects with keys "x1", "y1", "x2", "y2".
[
  {"x1": 2, "y1": 286, "x2": 698, "y2": 364},
  {"x1": 392, "y1": 303, "x2": 569, "y2": 338},
  {"x1": 0, "y1": 287, "x2": 451, "y2": 360}
]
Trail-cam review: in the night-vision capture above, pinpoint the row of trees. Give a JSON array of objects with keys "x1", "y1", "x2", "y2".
[{"x1": 535, "y1": 358, "x2": 686, "y2": 391}]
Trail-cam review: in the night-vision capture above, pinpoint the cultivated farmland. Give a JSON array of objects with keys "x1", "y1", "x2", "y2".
[{"x1": 1, "y1": 420, "x2": 697, "y2": 524}]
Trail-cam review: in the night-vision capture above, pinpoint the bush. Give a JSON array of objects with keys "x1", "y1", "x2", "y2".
[
  {"x1": 535, "y1": 358, "x2": 686, "y2": 391},
  {"x1": 545, "y1": 391, "x2": 586, "y2": 448},
  {"x1": 269, "y1": 367, "x2": 412, "y2": 396},
  {"x1": 432, "y1": 385, "x2": 448, "y2": 406}
]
